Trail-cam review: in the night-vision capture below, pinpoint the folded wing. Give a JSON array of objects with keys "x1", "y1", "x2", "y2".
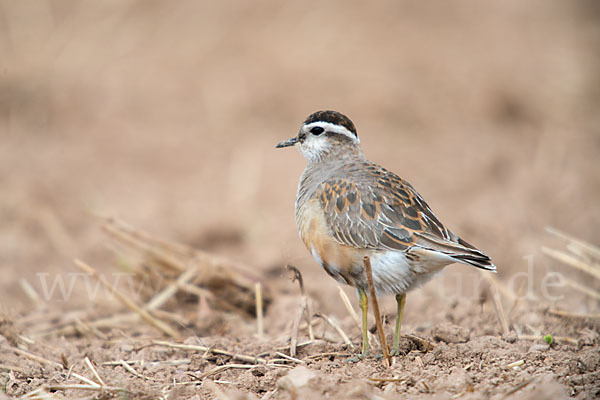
[{"x1": 316, "y1": 163, "x2": 495, "y2": 272}]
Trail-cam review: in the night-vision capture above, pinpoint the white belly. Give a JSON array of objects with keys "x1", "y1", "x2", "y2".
[{"x1": 368, "y1": 250, "x2": 449, "y2": 296}]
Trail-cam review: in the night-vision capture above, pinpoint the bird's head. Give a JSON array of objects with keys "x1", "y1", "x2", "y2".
[{"x1": 276, "y1": 110, "x2": 361, "y2": 162}]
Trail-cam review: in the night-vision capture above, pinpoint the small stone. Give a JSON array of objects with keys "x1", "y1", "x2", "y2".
[
  {"x1": 277, "y1": 366, "x2": 317, "y2": 391},
  {"x1": 432, "y1": 324, "x2": 470, "y2": 344}
]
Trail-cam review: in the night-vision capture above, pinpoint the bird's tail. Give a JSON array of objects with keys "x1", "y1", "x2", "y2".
[{"x1": 450, "y1": 237, "x2": 496, "y2": 272}]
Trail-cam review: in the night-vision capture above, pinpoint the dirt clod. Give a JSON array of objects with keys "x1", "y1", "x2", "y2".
[
  {"x1": 503, "y1": 331, "x2": 518, "y2": 343},
  {"x1": 432, "y1": 323, "x2": 471, "y2": 344},
  {"x1": 578, "y1": 328, "x2": 599, "y2": 348}
]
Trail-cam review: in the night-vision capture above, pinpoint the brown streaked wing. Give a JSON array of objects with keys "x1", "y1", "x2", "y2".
[
  {"x1": 315, "y1": 163, "x2": 457, "y2": 252},
  {"x1": 381, "y1": 174, "x2": 493, "y2": 266}
]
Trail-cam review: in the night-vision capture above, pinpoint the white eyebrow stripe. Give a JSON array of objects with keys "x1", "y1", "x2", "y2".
[{"x1": 304, "y1": 121, "x2": 360, "y2": 143}]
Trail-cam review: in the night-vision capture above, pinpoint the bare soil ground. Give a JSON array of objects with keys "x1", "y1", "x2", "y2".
[{"x1": 1, "y1": 0, "x2": 599, "y2": 399}]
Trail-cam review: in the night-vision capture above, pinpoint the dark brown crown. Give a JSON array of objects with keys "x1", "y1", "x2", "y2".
[{"x1": 303, "y1": 110, "x2": 358, "y2": 138}]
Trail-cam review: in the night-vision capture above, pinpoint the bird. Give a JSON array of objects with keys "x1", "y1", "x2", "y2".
[{"x1": 276, "y1": 110, "x2": 496, "y2": 357}]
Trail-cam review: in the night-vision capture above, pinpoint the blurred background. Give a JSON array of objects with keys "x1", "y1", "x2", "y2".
[{"x1": 1, "y1": 0, "x2": 598, "y2": 313}]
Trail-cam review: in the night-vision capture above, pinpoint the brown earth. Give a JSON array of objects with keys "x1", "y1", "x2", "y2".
[{"x1": 1, "y1": 0, "x2": 599, "y2": 399}]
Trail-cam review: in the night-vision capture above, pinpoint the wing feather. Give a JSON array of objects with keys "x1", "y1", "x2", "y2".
[{"x1": 315, "y1": 162, "x2": 495, "y2": 271}]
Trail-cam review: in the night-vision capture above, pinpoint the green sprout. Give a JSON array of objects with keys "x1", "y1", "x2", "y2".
[{"x1": 543, "y1": 334, "x2": 553, "y2": 345}]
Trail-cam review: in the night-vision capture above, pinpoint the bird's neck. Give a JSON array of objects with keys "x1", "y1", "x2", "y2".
[
  {"x1": 296, "y1": 144, "x2": 365, "y2": 211},
  {"x1": 310, "y1": 143, "x2": 365, "y2": 165}
]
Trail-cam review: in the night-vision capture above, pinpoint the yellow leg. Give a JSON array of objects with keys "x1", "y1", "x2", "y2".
[
  {"x1": 358, "y1": 288, "x2": 369, "y2": 357},
  {"x1": 391, "y1": 293, "x2": 406, "y2": 355}
]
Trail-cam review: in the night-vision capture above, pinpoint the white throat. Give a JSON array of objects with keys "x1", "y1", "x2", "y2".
[{"x1": 297, "y1": 136, "x2": 332, "y2": 162}]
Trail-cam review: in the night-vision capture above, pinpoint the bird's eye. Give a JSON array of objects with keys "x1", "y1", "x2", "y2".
[{"x1": 310, "y1": 126, "x2": 324, "y2": 135}]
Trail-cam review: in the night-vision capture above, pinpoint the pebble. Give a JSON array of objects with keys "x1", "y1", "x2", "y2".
[{"x1": 277, "y1": 366, "x2": 317, "y2": 391}]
